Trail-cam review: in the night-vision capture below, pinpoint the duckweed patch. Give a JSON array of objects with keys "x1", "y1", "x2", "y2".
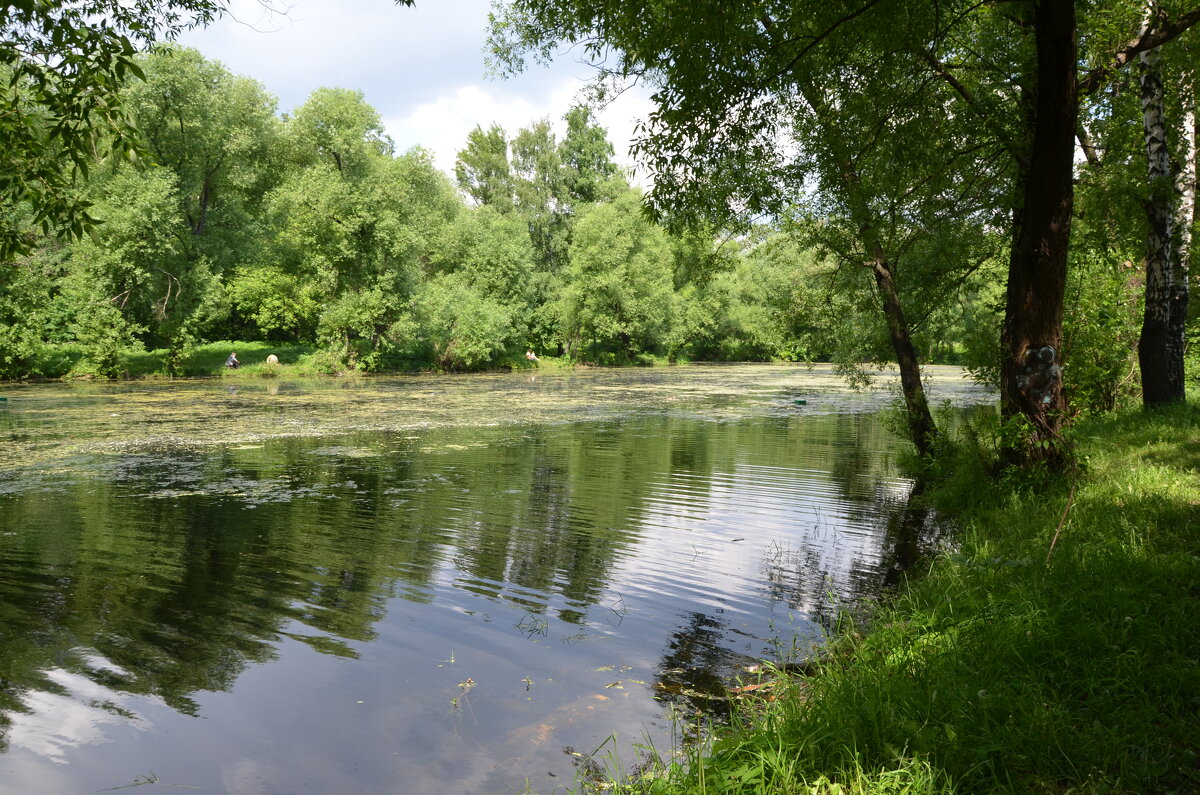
[{"x1": 0, "y1": 365, "x2": 988, "y2": 493}]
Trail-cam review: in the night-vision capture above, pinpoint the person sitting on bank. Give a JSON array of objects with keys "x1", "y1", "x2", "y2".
[
  {"x1": 525, "y1": 349, "x2": 539, "y2": 362},
  {"x1": 225, "y1": 351, "x2": 240, "y2": 369}
]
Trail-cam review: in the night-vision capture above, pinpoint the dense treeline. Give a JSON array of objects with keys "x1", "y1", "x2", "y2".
[
  {"x1": 2, "y1": 19, "x2": 1196, "y2": 445},
  {"x1": 0, "y1": 46, "x2": 1000, "y2": 381}
]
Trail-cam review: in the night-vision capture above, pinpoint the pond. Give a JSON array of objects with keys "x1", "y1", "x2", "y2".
[{"x1": 0, "y1": 364, "x2": 990, "y2": 793}]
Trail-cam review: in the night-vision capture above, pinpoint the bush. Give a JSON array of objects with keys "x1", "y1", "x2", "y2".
[{"x1": 412, "y1": 273, "x2": 514, "y2": 370}]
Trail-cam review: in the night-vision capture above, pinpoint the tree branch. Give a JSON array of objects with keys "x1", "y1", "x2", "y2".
[
  {"x1": 919, "y1": 50, "x2": 1030, "y2": 170},
  {"x1": 1078, "y1": 7, "x2": 1200, "y2": 96},
  {"x1": 1076, "y1": 121, "x2": 1102, "y2": 169},
  {"x1": 765, "y1": 0, "x2": 887, "y2": 88}
]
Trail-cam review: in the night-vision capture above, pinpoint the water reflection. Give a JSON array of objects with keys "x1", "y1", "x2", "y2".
[{"x1": 0, "y1": 367, "x2": 984, "y2": 793}]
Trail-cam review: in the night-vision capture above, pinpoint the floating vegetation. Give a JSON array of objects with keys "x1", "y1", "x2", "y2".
[
  {"x1": 0, "y1": 365, "x2": 990, "y2": 496},
  {"x1": 306, "y1": 446, "x2": 382, "y2": 458}
]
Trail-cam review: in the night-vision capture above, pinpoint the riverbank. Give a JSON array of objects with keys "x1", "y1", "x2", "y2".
[
  {"x1": 6, "y1": 341, "x2": 319, "y2": 379},
  {"x1": 1, "y1": 340, "x2": 655, "y2": 381},
  {"x1": 4, "y1": 339, "x2": 978, "y2": 383},
  {"x1": 598, "y1": 402, "x2": 1200, "y2": 793}
]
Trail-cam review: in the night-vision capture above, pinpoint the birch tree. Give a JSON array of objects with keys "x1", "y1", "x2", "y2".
[{"x1": 1138, "y1": 5, "x2": 1185, "y2": 405}]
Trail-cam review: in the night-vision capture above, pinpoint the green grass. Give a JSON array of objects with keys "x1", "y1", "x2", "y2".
[
  {"x1": 10, "y1": 342, "x2": 700, "y2": 382},
  {"x1": 580, "y1": 402, "x2": 1200, "y2": 794},
  {"x1": 16, "y1": 343, "x2": 86, "y2": 378},
  {"x1": 16, "y1": 341, "x2": 549, "y2": 380},
  {"x1": 126, "y1": 341, "x2": 316, "y2": 377},
  {"x1": 14, "y1": 341, "x2": 318, "y2": 380}
]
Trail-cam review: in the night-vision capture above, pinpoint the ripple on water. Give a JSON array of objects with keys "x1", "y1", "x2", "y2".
[{"x1": 0, "y1": 365, "x2": 986, "y2": 793}]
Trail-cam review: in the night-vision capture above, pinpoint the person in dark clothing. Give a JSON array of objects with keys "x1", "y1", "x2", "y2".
[{"x1": 225, "y1": 352, "x2": 240, "y2": 369}]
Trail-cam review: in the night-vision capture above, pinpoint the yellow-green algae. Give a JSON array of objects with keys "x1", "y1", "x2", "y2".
[{"x1": 0, "y1": 364, "x2": 987, "y2": 488}]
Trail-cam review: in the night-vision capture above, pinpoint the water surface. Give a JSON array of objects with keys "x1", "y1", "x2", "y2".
[{"x1": 0, "y1": 365, "x2": 987, "y2": 793}]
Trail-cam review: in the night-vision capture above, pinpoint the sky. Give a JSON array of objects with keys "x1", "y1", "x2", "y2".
[{"x1": 177, "y1": 0, "x2": 655, "y2": 179}]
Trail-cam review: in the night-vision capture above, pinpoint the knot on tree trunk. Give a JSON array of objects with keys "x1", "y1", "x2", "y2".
[{"x1": 1017, "y1": 345, "x2": 1060, "y2": 405}]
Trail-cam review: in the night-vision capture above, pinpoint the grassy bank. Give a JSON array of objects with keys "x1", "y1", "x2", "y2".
[
  {"x1": 595, "y1": 403, "x2": 1200, "y2": 794},
  {"x1": 8, "y1": 342, "x2": 611, "y2": 381},
  {"x1": 11, "y1": 341, "x2": 320, "y2": 379},
  {"x1": 6, "y1": 342, "x2": 685, "y2": 381}
]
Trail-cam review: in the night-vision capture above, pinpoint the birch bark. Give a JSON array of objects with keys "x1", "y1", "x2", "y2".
[
  {"x1": 1170, "y1": 75, "x2": 1196, "y2": 399},
  {"x1": 1137, "y1": 6, "x2": 1183, "y2": 406}
]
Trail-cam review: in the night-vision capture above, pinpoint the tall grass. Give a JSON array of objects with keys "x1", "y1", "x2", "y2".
[{"x1": 578, "y1": 402, "x2": 1200, "y2": 794}]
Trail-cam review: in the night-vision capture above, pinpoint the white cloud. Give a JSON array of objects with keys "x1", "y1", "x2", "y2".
[
  {"x1": 386, "y1": 80, "x2": 655, "y2": 180},
  {"x1": 9, "y1": 668, "x2": 152, "y2": 764},
  {"x1": 178, "y1": 0, "x2": 658, "y2": 182}
]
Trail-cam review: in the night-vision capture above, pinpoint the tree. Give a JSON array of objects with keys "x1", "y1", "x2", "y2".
[
  {"x1": 1170, "y1": 72, "x2": 1197, "y2": 394},
  {"x1": 1134, "y1": 5, "x2": 1197, "y2": 407},
  {"x1": 490, "y1": 0, "x2": 1200, "y2": 466},
  {"x1": 559, "y1": 105, "x2": 618, "y2": 205},
  {"x1": 0, "y1": 1, "x2": 416, "y2": 260},
  {"x1": 433, "y1": 204, "x2": 537, "y2": 315},
  {"x1": 413, "y1": 272, "x2": 515, "y2": 369},
  {"x1": 286, "y1": 87, "x2": 393, "y2": 177},
  {"x1": 489, "y1": 2, "x2": 996, "y2": 457},
  {"x1": 127, "y1": 47, "x2": 279, "y2": 244},
  {"x1": 777, "y1": 31, "x2": 1003, "y2": 457},
  {"x1": 908, "y1": 2, "x2": 1197, "y2": 455},
  {"x1": 667, "y1": 229, "x2": 831, "y2": 362},
  {"x1": 455, "y1": 123, "x2": 515, "y2": 210},
  {"x1": 62, "y1": 167, "x2": 183, "y2": 376},
  {"x1": 556, "y1": 188, "x2": 673, "y2": 359},
  {"x1": 511, "y1": 119, "x2": 569, "y2": 272},
  {"x1": 0, "y1": 0, "x2": 223, "y2": 259},
  {"x1": 0, "y1": 238, "x2": 72, "y2": 378},
  {"x1": 118, "y1": 47, "x2": 280, "y2": 365},
  {"x1": 1072, "y1": 5, "x2": 1199, "y2": 410},
  {"x1": 254, "y1": 89, "x2": 458, "y2": 369}
]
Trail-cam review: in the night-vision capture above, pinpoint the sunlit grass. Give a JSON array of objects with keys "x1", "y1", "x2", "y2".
[
  {"x1": 137, "y1": 341, "x2": 315, "y2": 377},
  {"x1": 572, "y1": 401, "x2": 1200, "y2": 794},
  {"x1": 17, "y1": 341, "x2": 319, "y2": 379}
]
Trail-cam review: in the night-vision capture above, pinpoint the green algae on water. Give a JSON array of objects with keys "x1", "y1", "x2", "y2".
[{"x1": 0, "y1": 364, "x2": 989, "y2": 493}]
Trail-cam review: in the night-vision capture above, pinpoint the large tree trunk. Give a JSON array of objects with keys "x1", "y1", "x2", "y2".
[
  {"x1": 870, "y1": 251, "x2": 938, "y2": 458},
  {"x1": 1138, "y1": 17, "x2": 1185, "y2": 407},
  {"x1": 1000, "y1": 0, "x2": 1076, "y2": 466}
]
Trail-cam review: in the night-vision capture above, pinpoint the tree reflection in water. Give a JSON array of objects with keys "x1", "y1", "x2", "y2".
[{"x1": 0, "y1": 370, "x2": 987, "y2": 792}]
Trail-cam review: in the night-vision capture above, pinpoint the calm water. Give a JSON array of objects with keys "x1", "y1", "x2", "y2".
[{"x1": 0, "y1": 365, "x2": 988, "y2": 793}]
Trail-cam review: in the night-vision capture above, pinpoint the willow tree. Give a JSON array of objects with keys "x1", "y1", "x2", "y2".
[
  {"x1": 121, "y1": 47, "x2": 280, "y2": 366},
  {"x1": 0, "y1": 1, "x2": 417, "y2": 260},
  {"x1": 491, "y1": 0, "x2": 1200, "y2": 466},
  {"x1": 254, "y1": 89, "x2": 461, "y2": 369},
  {"x1": 779, "y1": 27, "x2": 1004, "y2": 457},
  {"x1": 0, "y1": 0, "x2": 222, "y2": 260}
]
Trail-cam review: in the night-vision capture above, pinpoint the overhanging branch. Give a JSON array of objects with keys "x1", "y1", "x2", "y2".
[
  {"x1": 919, "y1": 50, "x2": 1030, "y2": 170},
  {"x1": 1078, "y1": 7, "x2": 1200, "y2": 96}
]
